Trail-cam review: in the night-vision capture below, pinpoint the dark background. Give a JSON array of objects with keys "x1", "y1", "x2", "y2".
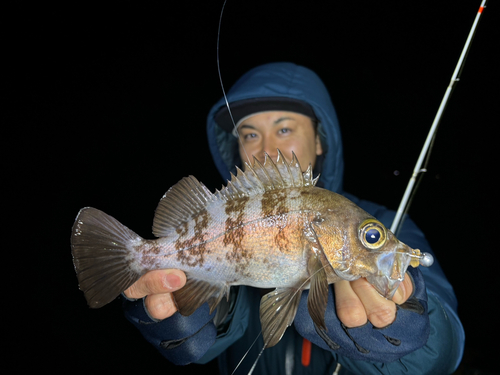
[{"x1": 6, "y1": 1, "x2": 497, "y2": 373}]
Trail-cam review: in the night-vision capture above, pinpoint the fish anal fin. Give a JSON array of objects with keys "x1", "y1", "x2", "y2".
[
  {"x1": 259, "y1": 287, "x2": 303, "y2": 348},
  {"x1": 173, "y1": 276, "x2": 228, "y2": 316}
]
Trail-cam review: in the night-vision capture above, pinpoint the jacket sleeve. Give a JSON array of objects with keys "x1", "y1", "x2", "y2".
[
  {"x1": 294, "y1": 193, "x2": 465, "y2": 374},
  {"x1": 122, "y1": 286, "x2": 251, "y2": 365},
  {"x1": 122, "y1": 295, "x2": 217, "y2": 365},
  {"x1": 360, "y1": 196, "x2": 464, "y2": 372}
]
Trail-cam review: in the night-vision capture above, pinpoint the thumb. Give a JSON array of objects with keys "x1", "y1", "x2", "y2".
[
  {"x1": 391, "y1": 272, "x2": 414, "y2": 305},
  {"x1": 124, "y1": 269, "x2": 186, "y2": 300}
]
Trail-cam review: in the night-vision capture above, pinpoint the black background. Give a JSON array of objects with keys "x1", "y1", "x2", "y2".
[{"x1": 6, "y1": 1, "x2": 497, "y2": 373}]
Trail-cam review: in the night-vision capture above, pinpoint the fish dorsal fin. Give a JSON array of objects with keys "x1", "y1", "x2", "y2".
[
  {"x1": 251, "y1": 156, "x2": 275, "y2": 191},
  {"x1": 289, "y1": 152, "x2": 304, "y2": 187},
  {"x1": 217, "y1": 150, "x2": 318, "y2": 201},
  {"x1": 152, "y1": 176, "x2": 214, "y2": 237},
  {"x1": 153, "y1": 151, "x2": 319, "y2": 236}
]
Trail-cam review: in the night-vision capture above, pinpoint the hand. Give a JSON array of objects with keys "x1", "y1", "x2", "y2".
[
  {"x1": 334, "y1": 273, "x2": 413, "y2": 328},
  {"x1": 123, "y1": 269, "x2": 186, "y2": 320}
]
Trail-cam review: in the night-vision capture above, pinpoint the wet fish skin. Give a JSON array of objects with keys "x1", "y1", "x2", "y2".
[{"x1": 71, "y1": 150, "x2": 420, "y2": 347}]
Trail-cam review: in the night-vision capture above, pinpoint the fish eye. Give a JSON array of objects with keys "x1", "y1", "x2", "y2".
[
  {"x1": 365, "y1": 228, "x2": 381, "y2": 244},
  {"x1": 359, "y1": 219, "x2": 387, "y2": 249}
]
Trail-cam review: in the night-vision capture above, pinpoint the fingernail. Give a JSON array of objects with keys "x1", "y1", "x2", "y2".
[{"x1": 163, "y1": 273, "x2": 182, "y2": 290}]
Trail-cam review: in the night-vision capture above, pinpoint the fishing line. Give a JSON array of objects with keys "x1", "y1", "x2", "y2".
[
  {"x1": 231, "y1": 261, "x2": 331, "y2": 375},
  {"x1": 230, "y1": 234, "x2": 433, "y2": 373},
  {"x1": 229, "y1": 332, "x2": 263, "y2": 375},
  {"x1": 390, "y1": 0, "x2": 488, "y2": 236},
  {"x1": 217, "y1": 0, "x2": 251, "y2": 165},
  {"x1": 215, "y1": 1, "x2": 474, "y2": 373}
]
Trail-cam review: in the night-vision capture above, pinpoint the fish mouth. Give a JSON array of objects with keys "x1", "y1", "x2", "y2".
[{"x1": 366, "y1": 244, "x2": 414, "y2": 299}]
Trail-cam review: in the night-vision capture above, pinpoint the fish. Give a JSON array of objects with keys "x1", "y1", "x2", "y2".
[{"x1": 71, "y1": 150, "x2": 424, "y2": 347}]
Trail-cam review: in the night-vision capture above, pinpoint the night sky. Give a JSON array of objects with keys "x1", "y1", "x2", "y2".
[{"x1": 6, "y1": 1, "x2": 497, "y2": 373}]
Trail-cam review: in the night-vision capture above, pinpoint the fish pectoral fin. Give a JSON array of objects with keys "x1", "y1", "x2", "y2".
[
  {"x1": 259, "y1": 287, "x2": 303, "y2": 348},
  {"x1": 302, "y1": 225, "x2": 331, "y2": 331},
  {"x1": 173, "y1": 276, "x2": 229, "y2": 316},
  {"x1": 307, "y1": 248, "x2": 329, "y2": 331}
]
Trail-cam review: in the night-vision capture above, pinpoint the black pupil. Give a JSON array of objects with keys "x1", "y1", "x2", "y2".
[{"x1": 365, "y1": 228, "x2": 381, "y2": 244}]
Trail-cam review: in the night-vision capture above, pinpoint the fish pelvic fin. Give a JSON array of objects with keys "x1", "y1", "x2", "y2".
[
  {"x1": 173, "y1": 277, "x2": 229, "y2": 316},
  {"x1": 71, "y1": 207, "x2": 144, "y2": 308},
  {"x1": 259, "y1": 286, "x2": 303, "y2": 348}
]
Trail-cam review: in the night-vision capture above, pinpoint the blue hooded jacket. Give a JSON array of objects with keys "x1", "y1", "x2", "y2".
[
  {"x1": 207, "y1": 62, "x2": 343, "y2": 194},
  {"x1": 123, "y1": 63, "x2": 464, "y2": 374}
]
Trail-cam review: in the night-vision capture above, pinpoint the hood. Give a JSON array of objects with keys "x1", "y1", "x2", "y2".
[{"x1": 206, "y1": 62, "x2": 344, "y2": 193}]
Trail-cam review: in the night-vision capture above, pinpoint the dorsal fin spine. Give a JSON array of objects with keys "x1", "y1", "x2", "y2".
[
  {"x1": 230, "y1": 172, "x2": 249, "y2": 197},
  {"x1": 186, "y1": 178, "x2": 212, "y2": 204},
  {"x1": 237, "y1": 166, "x2": 260, "y2": 194},
  {"x1": 312, "y1": 175, "x2": 320, "y2": 186},
  {"x1": 252, "y1": 156, "x2": 275, "y2": 191},
  {"x1": 275, "y1": 150, "x2": 292, "y2": 188},
  {"x1": 152, "y1": 151, "x2": 319, "y2": 237},
  {"x1": 303, "y1": 164, "x2": 313, "y2": 186},
  {"x1": 263, "y1": 153, "x2": 284, "y2": 189},
  {"x1": 225, "y1": 180, "x2": 242, "y2": 199},
  {"x1": 289, "y1": 152, "x2": 303, "y2": 187},
  {"x1": 244, "y1": 162, "x2": 265, "y2": 192}
]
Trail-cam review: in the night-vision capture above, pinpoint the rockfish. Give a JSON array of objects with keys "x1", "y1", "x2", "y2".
[{"x1": 71, "y1": 150, "x2": 425, "y2": 346}]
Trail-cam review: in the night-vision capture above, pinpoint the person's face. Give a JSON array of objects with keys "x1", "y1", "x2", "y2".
[{"x1": 236, "y1": 111, "x2": 323, "y2": 171}]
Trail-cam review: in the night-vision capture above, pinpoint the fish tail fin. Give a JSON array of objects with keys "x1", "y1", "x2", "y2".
[{"x1": 71, "y1": 207, "x2": 144, "y2": 308}]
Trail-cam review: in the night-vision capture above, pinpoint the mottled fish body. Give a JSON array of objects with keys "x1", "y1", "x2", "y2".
[{"x1": 71, "y1": 151, "x2": 423, "y2": 346}]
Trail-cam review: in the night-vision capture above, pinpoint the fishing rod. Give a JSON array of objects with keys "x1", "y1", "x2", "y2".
[{"x1": 390, "y1": 0, "x2": 488, "y2": 256}]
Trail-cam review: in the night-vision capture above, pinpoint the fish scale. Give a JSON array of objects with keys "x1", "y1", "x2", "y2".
[{"x1": 71, "y1": 150, "x2": 424, "y2": 348}]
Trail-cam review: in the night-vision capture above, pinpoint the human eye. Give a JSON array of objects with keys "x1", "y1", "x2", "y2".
[
  {"x1": 278, "y1": 127, "x2": 291, "y2": 135},
  {"x1": 242, "y1": 132, "x2": 257, "y2": 141}
]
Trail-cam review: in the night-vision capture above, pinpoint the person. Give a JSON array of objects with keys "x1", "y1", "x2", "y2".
[{"x1": 122, "y1": 62, "x2": 464, "y2": 374}]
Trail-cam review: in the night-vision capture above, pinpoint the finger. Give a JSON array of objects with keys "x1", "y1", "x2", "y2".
[
  {"x1": 350, "y1": 278, "x2": 396, "y2": 328},
  {"x1": 334, "y1": 280, "x2": 367, "y2": 328},
  {"x1": 391, "y1": 272, "x2": 414, "y2": 305},
  {"x1": 145, "y1": 292, "x2": 179, "y2": 320},
  {"x1": 124, "y1": 269, "x2": 186, "y2": 300}
]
